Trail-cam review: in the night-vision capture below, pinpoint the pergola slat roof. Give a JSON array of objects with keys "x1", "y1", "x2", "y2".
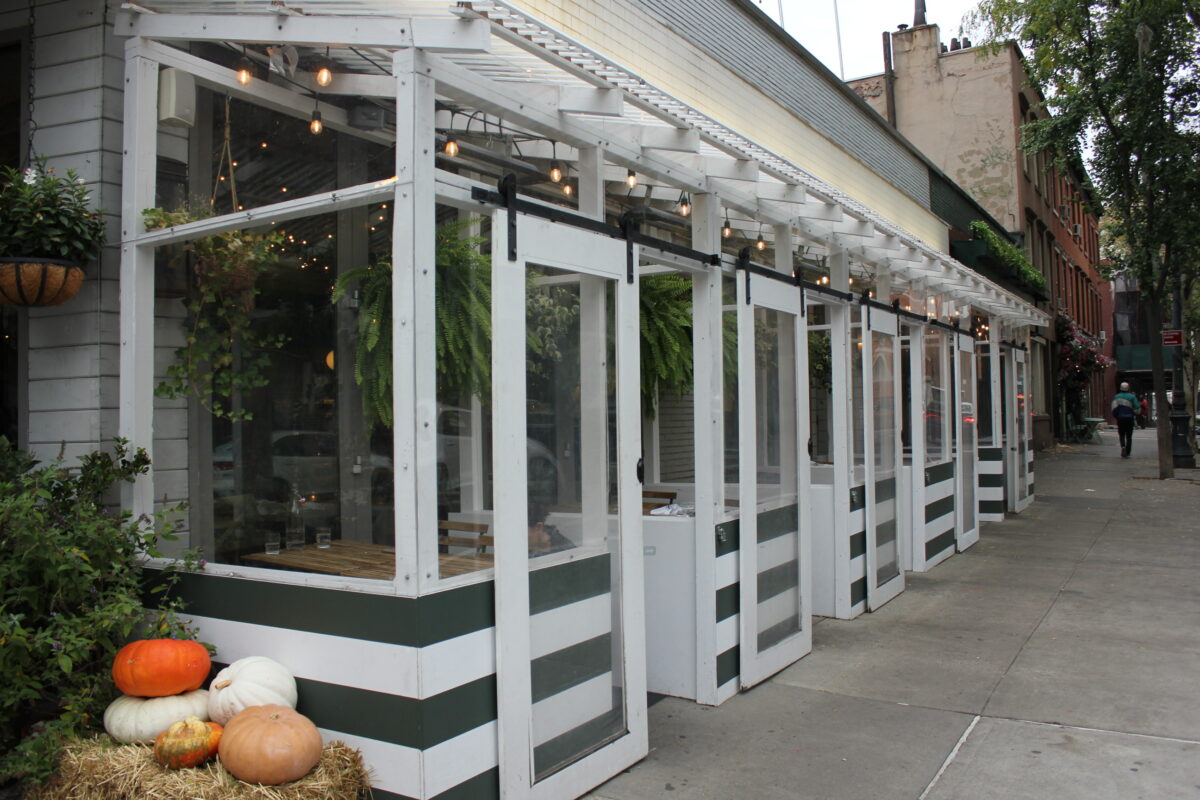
[{"x1": 120, "y1": 0, "x2": 1047, "y2": 326}]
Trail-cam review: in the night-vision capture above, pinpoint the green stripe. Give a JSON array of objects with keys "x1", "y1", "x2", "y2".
[
  {"x1": 1028, "y1": 483, "x2": 1035, "y2": 495},
  {"x1": 530, "y1": 554, "x2": 610, "y2": 616},
  {"x1": 716, "y1": 519, "x2": 740, "y2": 556},
  {"x1": 979, "y1": 448, "x2": 1004, "y2": 461},
  {"x1": 431, "y1": 768, "x2": 499, "y2": 800},
  {"x1": 849, "y1": 531, "x2": 866, "y2": 559},
  {"x1": 533, "y1": 706, "x2": 625, "y2": 779},
  {"x1": 716, "y1": 583, "x2": 739, "y2": 622},
  {"x1": 875, "y1": 477, "x2": 896, "y2": 502},
  {"x1": 146, "y1": 570, "x2": 493, "y2": 648},
  {"x1": 978, "y1": 473, "x2": 1005, "y2": 487},
  {"x1": 278, "y1": 670, "x2": 496, "y2": 750},
  {"x1": 925, "y1": 495, "x2": 954, "y2": 523},
  {"x1": 924, "y1": 461, "x2": 955, "y2": 485},
  {"x1": 876, "y1": 518, "x2": 896, "y2": 545},
  {"x1": 849, "y1": 485, "x2": 866, "y2": 511},
  {"x1": 925, "y1": 529, "x2": 955, "y2": 560},
  {"x1": 370, "y1": 789, "x2": 418, "y2": 800},
  {"x1": 757, "y1": 503, "x2": 799, "y2": 543},
  {"x1": 979, "y1": 500, "x2": 1005, "y2": 514},
  {"x1": 850, "y1": 577, "x2": 866, "y2": 606},
  {"x1": 716, "y1": 645, "x2": 740, "y2": 686},
  {"x1": 531, "y1": 634, "x2": 612, "y2": 704},
  {"x1": 757, "y1": 559, "x2": 799, "y2": 602},
  {"x1": 758, "y1": 615, "x2": 800, "y2": 652}
]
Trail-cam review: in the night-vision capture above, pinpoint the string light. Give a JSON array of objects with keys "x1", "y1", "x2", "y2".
[
  {"x1": 314, "y1": 48, "x2": 334, "y2": 87},
  {"x1": 626, "y1": 169, "x2": 638, "y2": 189},
  {"x1": 310, "y1": 98, "x2": 323, "y2": 135},
  {"x1": 755, "y1": 223, "x2": 766, "y2": 251},
  {"x1": 235, "y1": 50, "x2": 253, "y2": 86},
  {"x1": 563, "y1": 181, "x2": 574, "y2": 197},
  {"x1": 549, "y1": 160, "x2": 563, "y2": 183},
  {"x1": 677, "y1": 191, "x2": 691, "y2": 217},
  {"x1": 443, "y1": 135, "x2": 459, "y2": 157},
  {"x1": 722, "y1": 215, "x2": 733, "y2": 239}
]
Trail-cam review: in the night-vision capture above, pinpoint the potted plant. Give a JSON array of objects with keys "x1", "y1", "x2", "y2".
[
  {"x1": 143, "y1": 207, "x2": 287, "y2": 421},
  {"x1": 0, "y1": 157, "x2": 106, "y2": 306}
]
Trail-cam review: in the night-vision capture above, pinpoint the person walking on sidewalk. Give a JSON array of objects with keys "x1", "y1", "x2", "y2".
[{"x1": 1111, "y1": 382, "x2": 1138, "y2": 457}]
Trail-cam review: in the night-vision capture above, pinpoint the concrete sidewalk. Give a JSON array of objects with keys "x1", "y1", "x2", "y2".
[{"x1": 588, "y1": 427, "x2": 1200, "y2": 799}]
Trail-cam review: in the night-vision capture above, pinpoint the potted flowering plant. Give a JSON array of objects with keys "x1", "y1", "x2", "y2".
[{"x1": 0, "y1": 157, "x2": 106, "y2": 306}]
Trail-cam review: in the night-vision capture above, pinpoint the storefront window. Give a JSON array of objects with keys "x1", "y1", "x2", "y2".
[
  {"x1": 977, "y1": 346, "x2": 994, "y2": 446},
  {"x1": 155, "y1": 203, "x2": 395, "y2": 578},
  {"x1": 723, "y1": 276, "x2": 739, "y2": 502},
  {"x1": 807, "y1": 305, "x2": 833, "y2": 465},
  {"x1": 850, "y1": 307, "x2": 865, "y2": 485}
]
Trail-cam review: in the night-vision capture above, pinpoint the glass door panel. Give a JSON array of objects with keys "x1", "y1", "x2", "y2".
[
  {"x1": 525, "y1": 267, "x2": 625, "y2": 781},
  {"x1": 958, "y1": 340, "x2": 978, "y2": 547},
  {"x1": 872, "y1": 328, "x2": 900, "y2": 588},
  {"x1": 1015, "y1": 353, "x2": 1029, "y2": 506}
]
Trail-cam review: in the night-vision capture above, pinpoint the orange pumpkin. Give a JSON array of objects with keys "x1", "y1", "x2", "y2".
[
  {"x1": 153, "y1": 716, "x2": 223, "y2": 769},
  {"x1": 112, "y1": 639, "x2": 211, "y2": 698},
  {"x1": 218, "y1": 705, "x2": 323, "y2": 785}
]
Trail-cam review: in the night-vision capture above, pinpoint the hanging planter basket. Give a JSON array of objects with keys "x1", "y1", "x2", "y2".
[{"x1": 0, "y1": 256, "x2": 85, "y2": 306}]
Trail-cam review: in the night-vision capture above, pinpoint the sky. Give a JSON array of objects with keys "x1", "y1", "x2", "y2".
[{"x1": 751, "y1": 0, "x2": 985, "y2": 81}]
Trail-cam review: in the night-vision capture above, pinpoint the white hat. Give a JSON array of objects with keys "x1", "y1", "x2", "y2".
[{"x1": 1120, "y1": 382, "x2": 1130, "y2": 391}]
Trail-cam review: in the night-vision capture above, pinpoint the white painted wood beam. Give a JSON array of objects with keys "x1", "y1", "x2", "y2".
[
  {"x1": 525, "y1": 85, "x2": 624, "y2": 116},
  {"x1": 115, "y1": 12, "x2": 491, "y2": 52}
]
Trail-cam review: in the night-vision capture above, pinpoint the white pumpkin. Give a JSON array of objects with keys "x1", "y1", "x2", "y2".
[
  {"x1": 207, "y1": 656, "x2": 298, "y2": 726},
  {"x1": 103, "y1": 689, "x2": 209, "y2": 744}
]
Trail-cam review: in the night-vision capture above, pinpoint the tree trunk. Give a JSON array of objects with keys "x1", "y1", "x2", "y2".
[{"x1": 1145, "y1": 299, "x2": 1174, "y2": 479}]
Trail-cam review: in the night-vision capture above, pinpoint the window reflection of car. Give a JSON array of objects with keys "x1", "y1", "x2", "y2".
[
  {"x1": 434, "y1": 406, "x2": 561, "y2": 509},
  {"x1": 213, "y1": 431, "x2": 343, "y2": 527}
]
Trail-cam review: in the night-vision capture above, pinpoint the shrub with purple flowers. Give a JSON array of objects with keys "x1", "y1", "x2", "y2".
[{"x1": 0, "y1": 438, "x2": 202, "y2": 787}]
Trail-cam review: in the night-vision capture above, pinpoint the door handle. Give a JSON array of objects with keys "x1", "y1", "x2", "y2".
[{"x1": 636, "y1": 457, "x2": 644, "y2": 484}]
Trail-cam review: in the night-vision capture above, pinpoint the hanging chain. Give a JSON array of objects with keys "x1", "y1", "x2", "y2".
[{"x1": 24, "y1": 0, "x2": 37, "y2": 168}]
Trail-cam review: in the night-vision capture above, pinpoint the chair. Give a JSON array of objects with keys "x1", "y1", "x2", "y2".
[{"x1": 438, "y1": 520, "x2": 493, "y2": 553}]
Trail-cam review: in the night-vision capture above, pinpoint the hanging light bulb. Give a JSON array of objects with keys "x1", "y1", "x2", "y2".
[
  {"x1": 722, "y1": 215, "x2": 733, "y2": 239},
  {"x1": 549, "y1": 161, "x2": 563, "y2": 183},
  {"x1": 310, "y1": 108, "x2": 323, "y2": 135},
  {"x1": 314, "y1": 48, "x2": 334, "y2": 87},
  {"x1": 677, "y1": 191, "x2": 691, "y2": 217},
  {"x1": 626, "y1": 169, "x2": 638, "y2": 189},
  {"x1": 563, "y1": 181, "x2": 574, "y2": 197},
  {"x1": 755, "y1": 233, "x2": 767, "y2": 251},
  {"x1": 235, "y1": 54, "x2": 254, "y2": 86},
  {"x1": 443, "y1": 135, "x2": 459, "y2": 157}
]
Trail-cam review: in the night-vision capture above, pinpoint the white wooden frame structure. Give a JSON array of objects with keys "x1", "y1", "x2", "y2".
[{"x1": 112, "y1": 2, "x2": 1049, "y2": 796}]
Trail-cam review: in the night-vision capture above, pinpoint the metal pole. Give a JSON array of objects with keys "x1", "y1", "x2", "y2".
[
  {"x1": 1171, "y1": 274, "x2": 1195, "y2": 467},
  {"x1": 832, "y1": 0, "x2": 845, "y2": 79}
]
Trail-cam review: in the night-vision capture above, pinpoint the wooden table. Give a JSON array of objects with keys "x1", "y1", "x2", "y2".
[{"x1": 240, "y1": 539, "x2": 494, "y2": 580}]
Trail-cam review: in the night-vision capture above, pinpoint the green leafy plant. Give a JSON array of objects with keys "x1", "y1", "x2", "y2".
[
  {"x1": 144, "y1": 207, "x2": 288, "y2": 421},
  {"x1": 0, "y1": 157, "x2": 106, "y2": 265},
  {"x1": 1056, "y1": 313, "x2": 1113, "y2": 420},
  {"x1": 968, "y1": 220, "x2": 1046, "y2": 292},
  {"x1": 0, "y1": 438, "x2": 202, "y2": 787},
  {"x1": 639, "y1": 274, "x2": 694, "y2": 415},
  {"x1": 333, "y1": 260, "x2": 394, "y2": 431}
]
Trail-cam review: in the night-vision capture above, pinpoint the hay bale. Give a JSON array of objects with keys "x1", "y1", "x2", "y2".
[{"x1": 25, "y1": 738, "x2": 371, "y2": 800}]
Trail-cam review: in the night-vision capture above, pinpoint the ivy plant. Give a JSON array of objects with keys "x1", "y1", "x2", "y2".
[
  {"x1": 0, "y1": 439, "x2": 201, "y2": 787},
  {"x1": 969, "y1": 220, "x2": 1047, "y2": 292},
  {"x1": 144, "y1": 208, "x2": 288, "y2": 421}
]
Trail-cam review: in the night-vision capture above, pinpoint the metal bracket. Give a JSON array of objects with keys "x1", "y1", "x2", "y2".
[
  {"x1": 737, "y1": 247, "x2": 751, "y2": 305},
  {"x1": 498, "y1": 172, "x2": 517, "y2": 261}
]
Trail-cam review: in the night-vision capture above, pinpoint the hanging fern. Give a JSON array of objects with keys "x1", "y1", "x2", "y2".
[
  {"x1": 333, "y1": 260, "x2": 393, "y2": 430},
  {"x1": 639, "y1": 274, "x2": 694, "y2": 416},
  {"x1": 333, "y1": 219, "x2": 492, "y2": 431}
]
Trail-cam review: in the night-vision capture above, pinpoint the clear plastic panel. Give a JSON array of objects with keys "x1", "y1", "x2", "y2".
[
  {"x1": 850, "y1": 308, "x2": 865, "y2": 486},
  {"x1": 1016, "y1": 360, "x2": 1028, "y2": 501},
  {"x1": 723, "y1": 276, "x2": 739, "y2": 507},
  {"x1": 872, "y1": 330, "x2": 899, "y2": 585},
  {"x1": 755, "y1": 308, "x2": 801, "y2": 652},
  {"x1": 525, "y1": 266, "x2": 626, "y2": 782},
  {"x1": 959, "y1": 348, "x2": 977, "y2": 533},
  {"x1": 924, "y1": 332, "x2": 947, "y2": 464}
]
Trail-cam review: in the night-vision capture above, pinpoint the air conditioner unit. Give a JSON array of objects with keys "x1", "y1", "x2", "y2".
[
  {"x1": 1098, "y1": 330, "x2": 1107, "y2": 342},
  {"x1": 1059, "y1": 204, "x2": 1070, "y2": 219},
  {"x1": 1073, "y1": 223, "x2": 1082, "y2": 237}
]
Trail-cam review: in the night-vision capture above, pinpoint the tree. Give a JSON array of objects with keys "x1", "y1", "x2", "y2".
[{"x1": 970, "y1": 0, "x2": 1200, "y2": 477}]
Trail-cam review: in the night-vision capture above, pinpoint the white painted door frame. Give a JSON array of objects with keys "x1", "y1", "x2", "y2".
[
  {"x1": 955, "y1": 332, "x2": 980, "y2": 550},
  {"x1": 493, "y1": 213, "x2": 647, "y2": 799},
  {"x1": 863, "y1": 303, "x2": 904, "y2": 611}
]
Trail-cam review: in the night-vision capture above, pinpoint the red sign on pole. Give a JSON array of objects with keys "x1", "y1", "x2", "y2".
[{"x1": 1162, "y1": 329, "x2": 1183, "y2": 346}]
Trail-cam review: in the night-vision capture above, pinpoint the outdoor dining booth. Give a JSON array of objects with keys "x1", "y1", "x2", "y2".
[{"x1": 112, "y1": 5, "x2": 1048, "y2": 798}]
